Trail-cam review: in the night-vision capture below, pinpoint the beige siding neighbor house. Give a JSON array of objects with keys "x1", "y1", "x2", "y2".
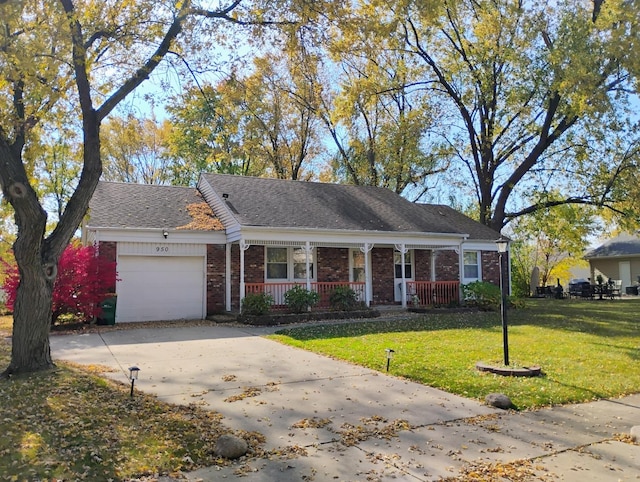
[{"x1": 584, "y1": 233, "x2": 640, "y2": 295}]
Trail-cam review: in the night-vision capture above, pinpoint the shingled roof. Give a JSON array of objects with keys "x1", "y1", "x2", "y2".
[
  {"x1": 87, "y1": 181, "x2": 223, "y2": 230},
  {"x1": 418, "y1": 204, "x2": 502, "y2": 241},
  {"x1": 585, "y1": 233, "x2": 640, "y2": 258},
  {"x1": 200, "y1": 173, "x2": 493, "y2": 237}
]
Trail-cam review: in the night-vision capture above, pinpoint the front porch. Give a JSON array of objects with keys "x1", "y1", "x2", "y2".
[{"x1": 245, "y1": 280, "x2": 460, "y2": 311}]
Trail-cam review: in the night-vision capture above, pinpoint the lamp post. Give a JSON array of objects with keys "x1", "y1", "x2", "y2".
[
  {"x1": 385, "y1": 348, "x2": 395, "y2": 372},
  {"x1": 496, "y1": 236, "x2": 510, "y2": 366},
  {"x1": 128, "y1": 366, "x2": 140, "y2": 397}
]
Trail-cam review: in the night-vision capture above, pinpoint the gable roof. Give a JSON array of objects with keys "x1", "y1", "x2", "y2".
[
  {"x1": 87, "y1": 181, "x2": 223, "y2": 230},
  {"x1": 199, "y1": 173, "x2": 495, "y2": 238},
  {"x1": 419, "y1": 204, "x2": 502, "y2": 241},
  {"x1": 88, "y1": 175, "x2": 502, "y2": 242},
  {"x1": 585, "y1": 233, "x2": 640, "y2": 259}
]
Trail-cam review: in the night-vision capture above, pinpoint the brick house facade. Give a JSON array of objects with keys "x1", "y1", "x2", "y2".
[{"x1": 87, "y1": 175, "x2": 507, "y2": 321}]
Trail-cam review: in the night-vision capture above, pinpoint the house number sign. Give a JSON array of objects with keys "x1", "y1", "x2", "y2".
[{"x1": 155, "y1": 245, "x2": 169, "y2": 253}]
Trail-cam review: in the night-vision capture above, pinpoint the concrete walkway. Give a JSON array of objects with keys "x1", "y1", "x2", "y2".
[{"x1": 50, "y1": 324, "x2": 640, "y2": 481}]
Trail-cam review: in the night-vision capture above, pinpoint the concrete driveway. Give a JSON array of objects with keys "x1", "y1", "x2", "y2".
[{"x1": 50, "y1": 324, "x2": 640, "y2": 481}]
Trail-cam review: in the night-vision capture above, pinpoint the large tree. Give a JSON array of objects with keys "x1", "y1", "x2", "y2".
[
  {"x1": 0, "y1": 0, "x2": 317, "y2": 376},
  {"x1": 345, "y1": 0, "x2": 639, "y2": 229},
  {"x1": 166, "y1": 51, "x2": 324, "y2": 183},
  {"x1": 101, "y1": 113, "x2": 172, "y2": 185},
  {"x1": 323, "y1": 22, "x2": 448, "y2": 197}
]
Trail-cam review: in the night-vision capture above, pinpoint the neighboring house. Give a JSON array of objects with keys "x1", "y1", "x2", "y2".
[
  {"x1": 584, "y1": 233, "x2": 640, "y2": 293},
  {"x1": 83, "y1": 174, "x2": 505, "y2": 322}
]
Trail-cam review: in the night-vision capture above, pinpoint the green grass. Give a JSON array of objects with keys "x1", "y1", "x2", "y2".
[
  {"x1": 0, "y1": 315, "x2": 264, "y2": 480},
  {"x1": 268, "y1": 299, "x2": 640, "y2": 410}
]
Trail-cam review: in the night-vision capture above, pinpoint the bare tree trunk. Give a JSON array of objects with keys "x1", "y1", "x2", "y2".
[{"x1": 6, "y1": 263, "x2": 55, "y2": 375}]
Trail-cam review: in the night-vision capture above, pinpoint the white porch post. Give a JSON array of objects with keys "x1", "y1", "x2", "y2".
[
  {"x1": 458, "y1": 242, "x2": 464, "y2": 300},
  {"x1": 239, "y1": 240, "x2": 250, "y2": 308},
  {"x1": 225, "y1": 243, "x2": 231, "y2": 312},
  {"x1": 305, "y1": 242, "x2": 312, "y2": 292},
  {"x1": 395, "y1": 243, "x2": 408, "y2": 308},
  {"x1": 360, "y1": 243, "x2": 373, "y2": 306},
  {"x1": 431, "y1": 250, "x2": 437, "y2": 281}
]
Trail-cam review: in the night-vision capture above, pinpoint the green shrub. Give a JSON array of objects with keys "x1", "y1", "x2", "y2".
[
  {"x1": 241, "y1": 292, "x2": 274, "y2": 316},
  {"x1": 284, "y1": 285, "x2": 320, "y2": 313},
  {"x1": 329, "y1": 285, "x2": 359, "y2": 311},
  {"x1": 462, "y1": 281, "x2": 501, "y2": 311}
]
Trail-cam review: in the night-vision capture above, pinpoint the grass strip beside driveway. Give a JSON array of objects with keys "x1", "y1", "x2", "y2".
[{"x1": 268, "y1": 299, "x2": 640, "y2": 410}]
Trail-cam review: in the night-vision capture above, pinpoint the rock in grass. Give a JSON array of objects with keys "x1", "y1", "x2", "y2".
[
  {"x1": 631, "y1": 426, "x2": 640, "y2": 442},
  {"x1": 485, "y1": 393, "x2": 513, "y2": 409},
  {"x1": 216, "y1": 434, "x2": 248, "y2": 459}
]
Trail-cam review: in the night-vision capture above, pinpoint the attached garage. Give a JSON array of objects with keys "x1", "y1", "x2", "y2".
[{"x1": 115, "y1": 243, "x2": 207, "y2": 322}]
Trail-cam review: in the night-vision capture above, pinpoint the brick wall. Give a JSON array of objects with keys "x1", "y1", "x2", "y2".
[
  {"x1": 414, "y1": 249, "x2": 432, "y2": 281},
  {"x1": 482, "y1": 250, "x2": 508, "y2": 291},
  {"x1": 482, "y1": 251, "x2": 498, "y2": 285},
  {"x1": 206, "y1": 245, "x2": 226, "y2": 314},
  {"x1": 244, "y1": 245, "x2": 264, "y2": 283},
  {"x1": 228, "y1": 245, "x2": 266, "y2": 310},
  {"x1": 317, "y1": 247, "x2": 349, "y2": 282},
  {"x1": 435, "y1": 250, "x2": 459, "y2": 281},
  {"x1": 97, "y1": 241, "x2": 117, "y2": 292},
  {"x1": 371, "y1": 247, "x2": 395, "y2": 304}
]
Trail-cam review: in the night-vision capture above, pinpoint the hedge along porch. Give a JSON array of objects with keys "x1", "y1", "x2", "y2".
[{"x1": 84, "y1": 174, "x2": 507, "y2": 322}]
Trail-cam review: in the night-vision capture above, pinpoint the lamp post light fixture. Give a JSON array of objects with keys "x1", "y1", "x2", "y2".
[
  {"x1": 496, "y1": 236, "x2": 510, "y2": 366},
  {"x1": 128, "y1": 366, "x2": 140, "y2": 397},
  {"x1": 385, "y1": 348, "x2": 395, "y2": 372}
]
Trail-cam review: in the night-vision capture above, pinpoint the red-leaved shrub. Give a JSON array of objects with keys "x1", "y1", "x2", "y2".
[{"x1": 1, "y1": 243, "x2": 117, "y2": 324}]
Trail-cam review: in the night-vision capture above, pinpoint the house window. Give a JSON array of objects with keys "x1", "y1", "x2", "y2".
[
  {"x1": 394, "y1": 251, "x2": 412, "y2": 279},
  {"x1": 293, "y1": 247, "x2": 314, "y2": 279},
  {"x1": 463, "y1": 251, "x2": 480, "y2": 281},
  {"x1": 350, "y1": 249, "x2": 365, "y2": 282},
  {"x1": 266, "y1": 247, "x2": 288, "y2": 279},
  {"x1": 266, "y1": 246, "x2": 315, "y2": 281}
]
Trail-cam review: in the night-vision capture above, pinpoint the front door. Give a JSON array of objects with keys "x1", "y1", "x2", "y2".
[{"x1": 394, "y1": 250, "x2": 413, "y2": 302}]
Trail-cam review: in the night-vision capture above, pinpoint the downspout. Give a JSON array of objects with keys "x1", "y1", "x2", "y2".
[
  {"x1": 431, "y1": 250, "x2": 436, "y2": 281},
  {"x1": 225, "y1": 243, "x2": 231, "y2": 312},
  {"x1": 458, "y1": 240, "x2": 465, "y2": 302},
  {"x1": 361, "y1": 243, "x2": 373, "y2": 307},
  {"x1": 305, "y1": 242, "x2": 311, "y2": 292},
  {"x1": 395, "y1": 243, "x2": 408, "y2": 308},
  {"x1": 239, "y1": 240, "x2": 249, "y2": 309}
]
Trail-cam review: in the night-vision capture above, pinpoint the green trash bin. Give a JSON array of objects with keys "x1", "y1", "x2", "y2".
[{"x1": 97, "y1": 295, "x2": 117, "y2": 325}]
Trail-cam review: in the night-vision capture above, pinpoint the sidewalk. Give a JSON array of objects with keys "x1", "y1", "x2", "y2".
[{"x1": 50, "y1": 324, "x2": 640, "y2": 481}]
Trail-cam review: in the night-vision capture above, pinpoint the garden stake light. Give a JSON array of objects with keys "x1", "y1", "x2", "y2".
[
  {"x1": 128, "y1": 366, "x2": 140, "y2": 397},
  {"x1": 385, "y1": 348, "x2": 395, "y2": 372}
]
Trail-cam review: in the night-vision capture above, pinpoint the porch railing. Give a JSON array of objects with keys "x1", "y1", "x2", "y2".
[
  {"x1": 245, "y1": 281, "x2": 366, "y2": 311},
  {"x1": 406, "y1": 281, "x2": 460, "y2": 307}
]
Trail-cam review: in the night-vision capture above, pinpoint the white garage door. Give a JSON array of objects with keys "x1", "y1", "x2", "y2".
[{"x1": 116, "y1": 256, "x2": 205, "y2": 322}]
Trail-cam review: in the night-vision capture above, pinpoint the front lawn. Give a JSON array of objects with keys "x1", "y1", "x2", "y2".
[{"x1": 268, "y1": 298, "x2": 640, "y2": 410}]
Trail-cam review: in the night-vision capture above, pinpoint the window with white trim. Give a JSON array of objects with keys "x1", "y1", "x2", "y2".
[
  {"x1": 293, "y1": 247, "x2": 313, "y2": 280},
  {"x1": 463, "y1": 251, "x2": 480, "y2": 281},
  {"x1": 266, "y1": 246, "x2": 315, "y2": 281},
  {"x1": 394, "y1": 250, "x2": 413, "y2": 279},
  {"x1": 350, "y1": 249, "x2": 365, "y2": 282},
  {"x1": 266, "y1": 247, "x2": 288, "y2": 280}
]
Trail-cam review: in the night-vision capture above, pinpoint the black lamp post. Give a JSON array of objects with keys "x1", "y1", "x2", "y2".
[
  {"x1": 496, "y1": 236, "x2": 510, "y2": 366},
  {"x1": 128, "y1": 366, "x2": 140, "y2": 397}
]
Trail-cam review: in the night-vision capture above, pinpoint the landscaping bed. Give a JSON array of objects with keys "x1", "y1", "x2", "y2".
[{"x1": 238, "y1": 308, "x2": 380, "y2": 326}]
